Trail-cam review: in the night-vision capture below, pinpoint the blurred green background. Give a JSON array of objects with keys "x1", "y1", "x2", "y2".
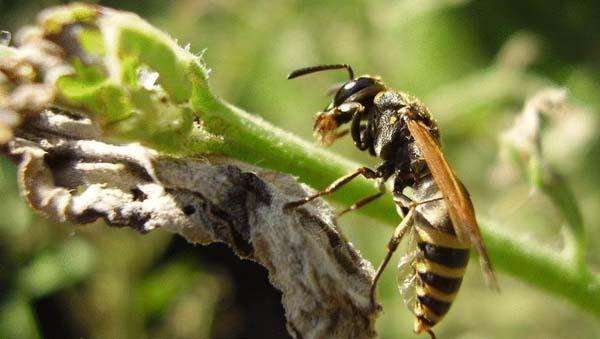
[{"x1": 1, "y1": 0, "x2": 600, "y2": 338}]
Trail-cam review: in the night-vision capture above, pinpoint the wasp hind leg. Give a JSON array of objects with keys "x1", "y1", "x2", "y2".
[
  {"x1": 369, "y1": 207, "x2": 415, "y2": 307},
  {"x1": 285, "y1": 167, "x2": 381, "y2": 209},
  {"x1": 336, "y1": 179, "x2": 386, "y2": 218},
  {"x1": 336, "y1": 191, "x2": 384, "y2": 218}
]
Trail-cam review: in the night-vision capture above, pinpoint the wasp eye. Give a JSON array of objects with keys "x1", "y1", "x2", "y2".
[{"x1": 333, "y1": 77, "x2": 377, "y2": 106}]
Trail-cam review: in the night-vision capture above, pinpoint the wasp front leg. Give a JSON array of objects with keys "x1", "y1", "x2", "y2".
[{"x1": 346, "y1": 102, "x2": 372, "y2": 152}]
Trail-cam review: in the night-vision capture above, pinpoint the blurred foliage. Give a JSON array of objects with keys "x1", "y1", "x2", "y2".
[{"x1": 1, "y1": 0, "x2": 600, "y2": 338}]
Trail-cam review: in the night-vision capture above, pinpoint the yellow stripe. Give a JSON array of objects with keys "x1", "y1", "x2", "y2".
[
  {"x1": 413, "y1": 318, "x2": 430, "y2": 334},
  {"x1": 415, "y1": 259, "x2": 467, "y2": 278},
  {"x1": 416, "y1": 225, "x2": 470, "y2": 249},
  {"x1": 414, "y1": 302, "x2": 441, "y2": 322},
  {"x1": 416, "y1": 283, "x2": 457, "y2": 303}
]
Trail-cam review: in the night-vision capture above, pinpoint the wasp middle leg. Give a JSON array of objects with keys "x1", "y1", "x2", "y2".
[
  {"x1": 285, "y1": 166, "x2": 382, "y2": 209},
  {"x1": 336, "y1": 179, "x2": 386, "y2": 218}
]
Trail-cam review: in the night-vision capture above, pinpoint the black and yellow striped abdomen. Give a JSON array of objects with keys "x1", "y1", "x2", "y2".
[{"x1": 412, "y1": 224, "x2": 470, "y2": 334}]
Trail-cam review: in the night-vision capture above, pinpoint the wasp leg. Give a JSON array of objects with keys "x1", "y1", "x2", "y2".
[
  {"x1": 336, "y1": 179, "x2": 386, "y2": 218},
  {"x1": 285, "y1": 167, "x2": 380, "y2": 209},
  {"x1": 337, "y1": 191, "x2": 384, "y2": 218},
  {"x1": 427, "y1": 329, "x2": 437, "y2": 339},
  {"x1": 393, "y1": 191, "x2": 413, "y2": 213},
  {"x1": 370, "y1": 207, "x2": 415, "y2": 306},
  {"x1": 334, "y1": 128, "x2": 350, "y2": 139},
  {"x1": 410, "y1": 196, "x2": 444, "y2": 209},
  {"x1": 325, "y1": 128, "x2": 350, "y2": 144}
]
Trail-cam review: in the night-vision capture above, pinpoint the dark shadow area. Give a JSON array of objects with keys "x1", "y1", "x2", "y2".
[
  {"x1": 33, "y1": 291, "x2": 89, "y2": 339},
  {"x1": 160, "y1": 237, "x2": 290, "y2": 339}
]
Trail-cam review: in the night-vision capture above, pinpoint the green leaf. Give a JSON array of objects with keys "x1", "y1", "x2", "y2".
[
  {"x1": 0, "y1": 294, "x2": 41, "y2": 339},
  {"x1": 18, "y1": 239, "x2": 95, "y2": 298}
]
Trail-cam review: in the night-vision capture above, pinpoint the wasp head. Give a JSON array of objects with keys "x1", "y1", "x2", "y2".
[{"x1": 288, "y1": 64, "x2": 385, "y2": 146}]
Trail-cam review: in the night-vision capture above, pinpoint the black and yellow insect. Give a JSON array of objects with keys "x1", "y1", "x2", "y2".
[{"x1": 286, "y1": 64, "x2": 498, "y2": 338}]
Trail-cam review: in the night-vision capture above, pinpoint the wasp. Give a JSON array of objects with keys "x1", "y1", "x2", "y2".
[{"x1": 286, "y1": 64, "x2": 499, "y2": 338}]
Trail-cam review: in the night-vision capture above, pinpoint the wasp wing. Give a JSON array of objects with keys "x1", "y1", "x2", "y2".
[
  {"x1": 397, "y1": 226, "x2": 419, "y2": 311},
  {"x1": 406, "y1": 118, "x2": 499, "y2": 290}
]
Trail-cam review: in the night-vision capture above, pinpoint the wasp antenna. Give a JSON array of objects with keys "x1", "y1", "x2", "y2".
[{"x1": 287, "y1": 64, "x2": 354, "y2": 80}]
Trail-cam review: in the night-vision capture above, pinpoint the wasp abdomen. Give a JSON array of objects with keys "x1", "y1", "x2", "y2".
[
  {"x1": 418, "y1": 242, "x2": 470, "y2": 268},
  {"x1": 412, "y1": 225, "x2": 470, "y2": 333}
]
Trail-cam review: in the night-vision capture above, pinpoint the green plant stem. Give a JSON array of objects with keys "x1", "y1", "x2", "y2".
[
  {"x1": 193, "y1": 92, "x2": 600, "y2": 318},
  {"x1": 484, "y1": 222, "x2": 599, "y2": 317}
]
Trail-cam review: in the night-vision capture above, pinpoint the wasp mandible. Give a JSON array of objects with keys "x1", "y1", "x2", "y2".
[{"x1": 286, "y1": 64, "x2": 499, "y2": 338}]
